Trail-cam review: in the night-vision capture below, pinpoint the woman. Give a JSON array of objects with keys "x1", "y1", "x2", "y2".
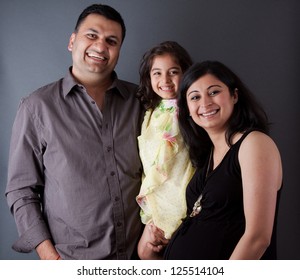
[{"x1": 164, "y1": 60, "x2": 282, "y2": 259}]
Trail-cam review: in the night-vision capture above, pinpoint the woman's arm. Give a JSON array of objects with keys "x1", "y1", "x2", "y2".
[{"x1": 230, "y1": 131, "x2": 282, "y2": 260}]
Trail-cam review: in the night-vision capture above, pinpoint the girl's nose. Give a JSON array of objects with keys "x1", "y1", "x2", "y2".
[{"x1": 162, "y1": 73, "x2": 172, "y2": 83}]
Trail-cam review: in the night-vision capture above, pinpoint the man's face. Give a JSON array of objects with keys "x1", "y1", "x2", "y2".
[{"x1": 68, "y1": 13, "x2": 122, "y2": 82}]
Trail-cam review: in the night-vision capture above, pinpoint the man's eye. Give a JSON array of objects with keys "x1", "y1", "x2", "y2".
[
  {"x1": 87, "y1": 34, "x2": 96, "y2": 39},
  {"x1": 107, "y1": 38, "x2": 118, "y2": 46}
]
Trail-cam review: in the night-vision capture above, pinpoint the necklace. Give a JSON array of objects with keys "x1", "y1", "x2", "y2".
[
  {"x1": 190, "y1": 193, "x2": 203, "y2": 217},
  {"x1": 189, "y1": 148, "x2": 213, "y2": 217}
]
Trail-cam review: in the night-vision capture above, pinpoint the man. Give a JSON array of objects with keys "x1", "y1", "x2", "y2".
[{"x1": 5, "y1": 4, "x2": 143, "y2": 260}]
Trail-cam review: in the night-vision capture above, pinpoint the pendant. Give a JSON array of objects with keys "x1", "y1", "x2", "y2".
[{"x1": 190, "y1": 194, "x2": 203, "y2": 217}]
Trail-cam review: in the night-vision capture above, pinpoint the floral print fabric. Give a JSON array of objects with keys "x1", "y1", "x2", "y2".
[{"x1": 137, "y1": 99, "x2": 195, "y2": 239}]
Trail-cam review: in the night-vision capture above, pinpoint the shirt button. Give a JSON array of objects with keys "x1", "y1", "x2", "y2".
[
  {"x1": 110, "y1": 171, "x2": 115, "y2": 176},
  {"x1": 115, "y1": 196, "x2": 120, "y2": 201},
  {"x1": 91, "y1": 101, "x2": 95, "y2": 104},
  {"x1": 107, "y1": 146, "x2": 112, "y2": 152},
  {"x1": 117, "y1": 221, "x2": 122, "y2": 227}
]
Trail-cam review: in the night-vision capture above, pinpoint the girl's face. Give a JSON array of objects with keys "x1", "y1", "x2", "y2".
[
  {"x1": 186, "y1": 73, "x2": 238, "y2": 134},
  {"x1": 150, "y1": 54, "x2": 183, "y2": 99}
]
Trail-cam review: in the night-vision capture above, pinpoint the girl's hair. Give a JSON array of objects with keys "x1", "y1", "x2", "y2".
[
  {"x1": 137, "y1": 41, "x2": 193, "y2": 110},
  {"x1": 178, "y1": 60, "x2": 269, "y2": 168}
]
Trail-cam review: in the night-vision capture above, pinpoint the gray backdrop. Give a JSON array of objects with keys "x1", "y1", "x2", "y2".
[{"x1": 1, "y1": 0, "x2": 299, "y2": 260}]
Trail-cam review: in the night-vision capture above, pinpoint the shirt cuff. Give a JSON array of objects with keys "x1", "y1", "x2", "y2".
[{"x1": 12, "y1": 221, "x2": 52, "y2": 253}]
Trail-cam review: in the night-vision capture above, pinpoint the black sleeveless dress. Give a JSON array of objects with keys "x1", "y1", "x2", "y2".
[{"x1": 164, "y1": 130, "x2": 281, "y2": 259}]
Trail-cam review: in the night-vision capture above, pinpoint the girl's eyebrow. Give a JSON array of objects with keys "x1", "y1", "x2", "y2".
[
  {"x1": 151, "y1": 66, "x2": 181, "y2": 72},
  {"x1": 151, "y1": 68, "x2": 161, "y2": 72}
]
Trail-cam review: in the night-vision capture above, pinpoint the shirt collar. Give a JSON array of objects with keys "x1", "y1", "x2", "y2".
[
  {"x1": 62, "y1": 67, "x2": 130, "y2": 100},
  {"x1": 108, "y1": 72, "x2": 131, "y2": 100},
  {"x1": 62, "y1": 67, "x2": 77, "y2": 98}
]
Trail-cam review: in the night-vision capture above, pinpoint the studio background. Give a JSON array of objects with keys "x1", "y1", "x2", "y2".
[{"x1": 0, "y1": 0, "x2": 299, "y2": 259}]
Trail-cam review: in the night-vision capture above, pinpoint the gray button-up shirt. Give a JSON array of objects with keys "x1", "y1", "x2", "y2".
[{"x1": 6, "y1": 69, "x2": 143, "y2": 259}]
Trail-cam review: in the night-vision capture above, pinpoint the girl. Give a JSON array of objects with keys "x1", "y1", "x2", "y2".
[{"x1": 136, "y1": 41, "x2": 195, "y2": 259}]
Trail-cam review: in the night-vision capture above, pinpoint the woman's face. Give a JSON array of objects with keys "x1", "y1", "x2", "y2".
[
  {"x1": 186, "y1": 73, "x2": 238, "y2": 134},
  {"x1": 150, "y1": 54, "x2": 183, "y2": 99}
]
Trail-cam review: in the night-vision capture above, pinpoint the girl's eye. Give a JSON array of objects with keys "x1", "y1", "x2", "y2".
[
  {"x1": 152, "y1": 72, "x2": 160, "y2": 76},
  {"x1": 170, "y1": 70, "x2": 179, "y2": 76}
]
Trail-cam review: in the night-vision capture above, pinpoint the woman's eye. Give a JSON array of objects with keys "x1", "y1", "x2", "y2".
[
  {"x1": 190, "y1": 95, "x2": 199, "y2": 101},
  {"x1": 209, "y1": 90, "x2": 219, "y2": 96}
]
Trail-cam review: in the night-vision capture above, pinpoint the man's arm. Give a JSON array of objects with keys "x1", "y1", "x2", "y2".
[{"x1": 6, "y1": 98, "x2": 52, "y2": 255}]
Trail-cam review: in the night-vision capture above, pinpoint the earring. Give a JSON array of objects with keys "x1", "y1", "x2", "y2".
[{"x1": 234, "y1": 88, "x2": 238, "y2": 104}]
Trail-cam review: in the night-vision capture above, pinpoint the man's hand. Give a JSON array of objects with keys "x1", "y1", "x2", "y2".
[{"x1": 36, "y1": 239, "x2": 61, "y2": 260}]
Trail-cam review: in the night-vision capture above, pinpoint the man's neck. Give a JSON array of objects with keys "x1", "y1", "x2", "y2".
[
  {"x1": 85, "y1": 79, "x2": 112, "y2": 110},
  {"x1": 72, "y1": 70, "x2": 114, "y2": 109}
]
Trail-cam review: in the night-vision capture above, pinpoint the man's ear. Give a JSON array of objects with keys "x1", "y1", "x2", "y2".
[{"x1": 67, "y1": 33, "x2": 75, "y2": 51}]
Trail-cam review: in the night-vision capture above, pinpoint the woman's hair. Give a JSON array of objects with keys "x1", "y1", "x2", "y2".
[
  {"x1": 74, "y1": 4, "x2": 126, "y2": 42},
  {"x1": 178, "y1": 60, "x2": 269, "y2": 168},
  {"x1": 137, "y1": 41, "x2": 193, "y2": 110}
]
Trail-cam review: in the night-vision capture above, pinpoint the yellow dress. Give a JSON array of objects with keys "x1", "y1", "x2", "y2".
[{"x1": 137, "y1": 99, "x2": 195, "y2": 239}]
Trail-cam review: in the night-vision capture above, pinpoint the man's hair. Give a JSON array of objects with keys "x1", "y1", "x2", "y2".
[{"x1": 74, "y1": 4, "x2": 126, "y2": 42}]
